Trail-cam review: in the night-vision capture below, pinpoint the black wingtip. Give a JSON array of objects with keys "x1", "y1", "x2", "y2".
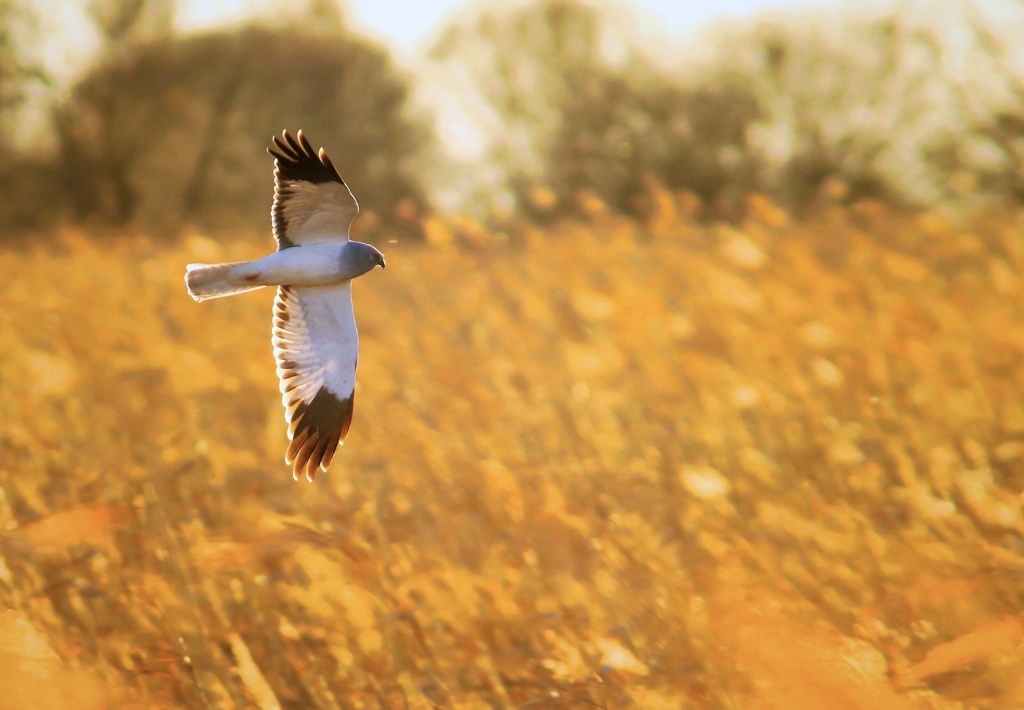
[
  {"x1": 284, "y1": 386, "x2": 354, "y2": 482},
  {"x1": 269, "y1": 129, "x2": 344, "y2": 186}
]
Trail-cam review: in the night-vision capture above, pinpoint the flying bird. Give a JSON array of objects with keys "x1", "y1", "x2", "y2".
[{"x1": 184, "y1": 130, "x2": 385, "y2": 481}]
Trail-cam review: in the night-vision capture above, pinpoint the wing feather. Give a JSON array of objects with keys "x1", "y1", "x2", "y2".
[
  {"x1": 273, "y1": 283, "x2": 358, "y2": 481},
  {"x1": 269, "y1": 129, "x2": 359, "y2": 250}
]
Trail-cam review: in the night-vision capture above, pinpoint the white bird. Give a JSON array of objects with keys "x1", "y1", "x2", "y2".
[{"x1": 184, "y1": 130, "x2": 385, "y2": 481}]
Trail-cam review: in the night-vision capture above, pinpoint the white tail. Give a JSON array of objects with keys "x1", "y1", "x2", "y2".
[{"x1": 185, "y1": 262, "x2": 264, "y2": 302}]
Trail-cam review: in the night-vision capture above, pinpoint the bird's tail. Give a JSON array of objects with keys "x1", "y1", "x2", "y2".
[{"x1": 185, "y1": 262, "x2": 264, "y2": 302}]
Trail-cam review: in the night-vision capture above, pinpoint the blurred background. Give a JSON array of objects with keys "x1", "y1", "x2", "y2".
[
  {"x1": 3, "y1": 1, "x2": 1024, "y2": 709},
  {"x1": 2, "y1": 0, "x2": 1024, "y2": 234}
]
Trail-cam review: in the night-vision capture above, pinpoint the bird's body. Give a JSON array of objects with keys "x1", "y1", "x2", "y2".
[
  {"x1": 184, "y1": 130, "x2": 384, "y2": 481},
  {"x1": 186, "y1": 241, "x2": 378, "y2": 299}
]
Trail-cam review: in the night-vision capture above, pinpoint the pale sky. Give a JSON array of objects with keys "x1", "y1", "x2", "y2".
[
  {"x1": 178, "y1": 0, "x2": 841, "y2": 52},
  {"x1": 346, "y1": 0, "x2": 838, "y2": 50}
]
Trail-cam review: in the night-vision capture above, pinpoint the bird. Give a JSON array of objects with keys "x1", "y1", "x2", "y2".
[{"x1": 184, "y1": 130, "x2": 385, "y2": 482}]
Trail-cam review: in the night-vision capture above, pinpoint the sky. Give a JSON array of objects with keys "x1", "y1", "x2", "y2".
[
  {"x1": 348, "y1": 0, "x2": 839, "y2": 50},
  {"x1": 178, "y1": 0, "x2": 842, "y2": 52}
]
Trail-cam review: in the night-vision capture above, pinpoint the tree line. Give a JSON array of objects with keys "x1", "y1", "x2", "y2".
[{"x1": 0, "y1": 0, "x2": 1022, "y2": 239}]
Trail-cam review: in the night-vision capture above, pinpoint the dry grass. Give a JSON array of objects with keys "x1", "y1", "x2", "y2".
[{"x1": 1, "y1": 193, "x2": 1024, "y2": 708}]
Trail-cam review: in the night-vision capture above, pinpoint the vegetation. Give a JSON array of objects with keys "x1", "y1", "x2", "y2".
[
  {"x1": 2, "y1": 194, "x2": 1024, "y2": 707},
  {"x1": 429, "y1": 0, "x2": 763, "y2": 218},
  {"x1": 54, "y1": 25, "x2": 428, "y2": 234},
  {"x1": 428, "y1": 0, "x2": 1024, "y2": 218},
  {"x1": 1, "y1": 0, "x2": 1024, "y2": 233},
  {"x1": 2, "y1": 1, "x2": 1024, "y2": 707},
  {"x1": 0, "y1": 0, "x2": 51, "y2": 231}
]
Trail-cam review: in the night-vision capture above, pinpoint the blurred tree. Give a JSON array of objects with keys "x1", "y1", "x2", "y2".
[
  {"x1": 0, "y1": 0, "x2": 21, "y2": 143},
  {"x1": 547, "y1": 65, "x2": 760, "y2": 216},
  {"x1": 0, "y1": 0, "x2": 56, "y2": 231},
  {"x1": 430, "y1": 0, "x2": 763, "y2": 218},
  {"x1": 430, "y1": 0, "x2": 630, "y2": 209},
  {"x1": 54, "y1": 23, "x2": 429, "y2": 234},
  {"x1": 86, "y1": 0, "x2": 176, "y2": 49},
  {"x1": 703, "y1": 10, "x2": 949, "y2": 210},
  {"x1": 0, "y1": 0, "x2": 43, "y2": 146},
  {"x1": 432, "y1": 0, "x2": 1017, "y2": 217},
  {"x1": 923, "y1": 0, "x2": 1024, "y2": 206}
]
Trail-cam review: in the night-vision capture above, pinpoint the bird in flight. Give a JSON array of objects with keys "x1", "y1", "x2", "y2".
[{"x1": 184, "y1": 130, "x2": 385, "y2": 481}]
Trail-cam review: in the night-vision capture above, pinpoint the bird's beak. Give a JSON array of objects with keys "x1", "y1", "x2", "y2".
[{"x1": 378, "y1": 257, "x2": 386, "y2": 269}]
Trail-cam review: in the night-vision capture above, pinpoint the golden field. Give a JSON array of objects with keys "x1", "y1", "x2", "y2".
[{"x1": 2, "y1": 194, "x2": 1024, "y2": 708}]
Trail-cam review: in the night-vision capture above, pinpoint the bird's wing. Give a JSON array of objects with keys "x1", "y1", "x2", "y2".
[
  {"x1": 273, "y1": 283, "x2": 359, "y2": 481},
  {"x1": 268, "y1": 129, "x2": 359, "y2": 250}
]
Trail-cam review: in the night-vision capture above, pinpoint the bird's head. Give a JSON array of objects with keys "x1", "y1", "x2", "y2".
[{"x1": 349, "y1": 241, "x2": 386, "y2": 276}]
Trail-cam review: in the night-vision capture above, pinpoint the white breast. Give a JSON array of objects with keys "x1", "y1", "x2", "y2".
[{"x1": 235, "y1": 244, "x2": 347, "y2": 288}]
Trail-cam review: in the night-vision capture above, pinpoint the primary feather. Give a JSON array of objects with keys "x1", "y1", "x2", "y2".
[{"x1": 269, "y1": 129, "x2": 359, "y2": 249}]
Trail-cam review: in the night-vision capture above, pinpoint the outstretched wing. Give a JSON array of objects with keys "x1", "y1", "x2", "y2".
[
  {"x1": 268, "y1": 129, "x2": 359, "y2": 250},
  {"x1": 273, "y1": 283, "x2": 359, "y2": 481}
]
